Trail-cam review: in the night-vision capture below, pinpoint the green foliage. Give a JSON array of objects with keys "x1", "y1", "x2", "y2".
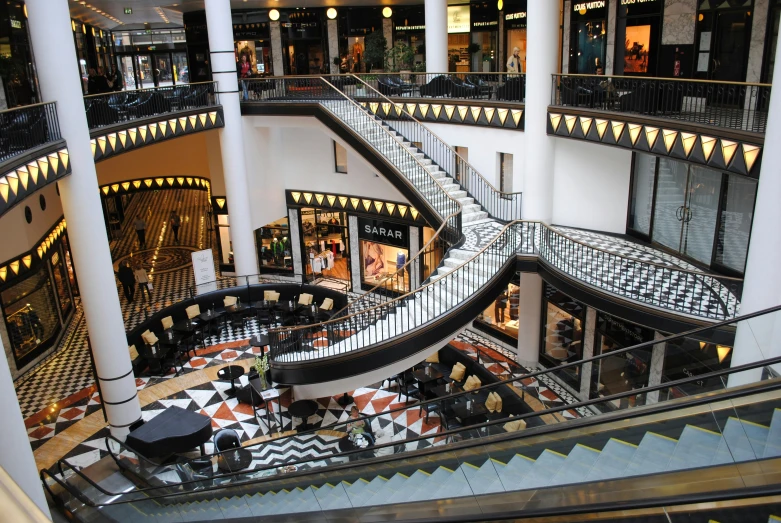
[
  {"x1": 468, "y1": 43, "x2": 481, "y2": 55},
  {"x1": 385, "y1": 41, "x2": 415, "y2": 72},
  {"x1": 363, "y1": 31, "x2": 387, "y2": 71}
]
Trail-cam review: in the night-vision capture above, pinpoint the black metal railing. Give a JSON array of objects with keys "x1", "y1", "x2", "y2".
[
  {"x1": 551, "y1": 74, "x2": 771, "y2": 133},
  {"x1": 0, "y1": 102, "x2": 61, "y2": 163},
  {"x1": 351, "y1": 72, "x2": 526, "y2": 103},
  {"x1": 83, "y1": 81, "x2": 219, "y2": 130},
  {"x1": 268, "y1": 221, "x2": 519, "y2": 362}
]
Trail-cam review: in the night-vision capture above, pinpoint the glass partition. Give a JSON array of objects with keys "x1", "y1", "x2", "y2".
[
  {"x1": 539, "y1": 283, "x2": 585, "y2": 390},
  {"x1": 475, "y1": 274, "x2": 520, "y2": 341}
]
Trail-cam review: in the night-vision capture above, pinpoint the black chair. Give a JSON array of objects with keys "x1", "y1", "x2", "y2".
[
  {"x1": 439, "y1": 411, "x2": 463, "y2": 444},
  {"x1": 397, "y1": 372, "x2": 419, "y2": 403},
  {"x1": 213, "y1": 428, "x2": 241, "y2": 453},
  {"x1": 450, "y1": 76, "x2": 480, "y2": 99},
  {"x1": 465, "y1": 75, "x2": 493, "y2": 99},
  {"x1": 419, "y1": 75, "x2": 451, "y2": 97},
  {"x1": 257, "y1": 310, "x2": 274, "y2": 327},
  {"x1": 419, "y1": 395, "x2": 440, "y2": 423},
  {"x1": 496, "y1": 76, "x2": 524, "y2": 101}
]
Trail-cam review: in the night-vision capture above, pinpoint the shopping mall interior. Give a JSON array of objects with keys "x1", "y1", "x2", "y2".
[{"x1": 1, "y1": 0, "x2": 781, "y2": 521}]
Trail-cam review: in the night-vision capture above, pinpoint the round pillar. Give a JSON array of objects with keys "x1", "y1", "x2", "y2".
[
  {"x1": 729, "y1": 33, "x2": 781, "y2": 386},
  {"x1": 523, "y1": 0, "x2": 559, "y2": 222},
  {"x1": 425, "y1": 0, "x2": 448, "y2": 73},
  {"x1": 26, "y1": 0, "x2": 141, "y2": 439},
  {"x1": 205, "y1": 0, "x2": 260, "y2": 277}
]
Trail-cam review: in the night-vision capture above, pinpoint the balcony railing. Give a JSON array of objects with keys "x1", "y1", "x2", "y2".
[
  {"x1": 243, "y1": 73, "x2": 526, "y2": 104},
  {"x1": 83, "y1": 81, "x2": 219, "y2": 130},
  {"x1": 0, "y1": 102, "x2": 61, "y2": 164},
  {"x1": 551, "y1": 74, "x2": 771, "y2": 133}
]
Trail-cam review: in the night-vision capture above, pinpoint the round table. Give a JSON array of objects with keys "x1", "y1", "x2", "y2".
[
  {"x1": 250, "y1": 334, "x2": 270, "y2": 355},
  {"x1": 217, "y1": 447, "x2": 253, "y2": 472},
  {"x1": 288, "y1": 399, "x2": 319, "y2": 431},
  {"x1": 217, "y1": 365, "x2": 245, "y2": 397}
]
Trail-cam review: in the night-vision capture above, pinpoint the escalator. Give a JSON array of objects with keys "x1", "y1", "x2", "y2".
[{"x1": 42, "y1": 306, "x2": 781, "y2": 522}]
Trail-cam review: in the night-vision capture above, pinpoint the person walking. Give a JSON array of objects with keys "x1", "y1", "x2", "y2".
[
  {"x1": 169, "y1": 210, "x2": 182, "y2": 244},
  {"x1": 94, "y1": 66, "x2": 110, "y2": 94},
  {"x1": 133, "y1": 214, "x2": 147, "y2": 249},
  {"x1": 506, "y1": 47, "x2": 522, "y2": 74},
  {"x1": 132, "y1": 259, "x2": 151, "y2": 302},
  {"x1": 108, "y1": 65, "x2": 123, "y2": 92},
  {"x1": 117, "y1": 260, "x2": 136, "y2": 303}
]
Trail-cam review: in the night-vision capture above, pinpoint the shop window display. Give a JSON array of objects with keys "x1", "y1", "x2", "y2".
[
  {"x1": 50, "y1": 250, "x2": 73, "y2": 319},
  {"x1": 236, "y1": 40, "x2": 272, "y2": 76},
  {"x1": 569, "y1": 2, "x2": 608, "y2": 74},
  {"x1": 255, "y1": 217, "x2": 293, "y2": 274},
  {"x1": 302, "y1": 209, "x2": 350, "y2": 283},
  {"x1": 590, "y1": 313, "x2": 654, "y2": 408},
  {"x1": 360, "y1": 241, "x2": 409, "y2": 293},
  {"x1": 2, "y1": 267, "x2": 62, "y2": 367},
  {"x1": 661, "y1": 337, "x2": 732, "y2": 399},
  {"x1": 476, "y1": 274, "x2": 520, "y2": 341},
  {"x1": 540, "y1": 284, "x2": 585, "y2": 390}
]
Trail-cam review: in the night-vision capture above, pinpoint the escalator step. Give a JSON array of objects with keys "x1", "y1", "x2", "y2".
[
  {"x1": 764, "y1": 409, "x2": 781, "y2": 458},
  {"x1": 586, "y1": 438, "x2": 637, "y2": 481},
  {"x1": 518, "y1": 450, "x2": 567, "y2": 489},
  {"x1": 624, "y1": 432, "x2": 677, "y2": 477},
  {"x1": 550, "y1": 444, "x2": 601, "y2": 485},
  {"x1": 495, "y1": 454, "x2": 536, "y2": 490},
  {"x1": 667, "y1": 425, "x2": 724, "y2": 471}
]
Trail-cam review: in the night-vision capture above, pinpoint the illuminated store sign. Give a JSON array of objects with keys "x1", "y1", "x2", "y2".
[
  {"x1": 621, "y1": 0, "x2": 657, "y2": 4},
  {"x1": 447, "y1": 5, "x2": 470, "y2": 33},
  {"x1": 574, "y1": 1, "x2": 606, "y2": 11}
]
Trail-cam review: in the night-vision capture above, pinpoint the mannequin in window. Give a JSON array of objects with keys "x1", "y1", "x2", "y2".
[
  {"x1": 396, "y1": 250, "x2": 406, "y2": 270},
  {"x1": 494, "y1": 290, "x2": 508, "y2": 324}
]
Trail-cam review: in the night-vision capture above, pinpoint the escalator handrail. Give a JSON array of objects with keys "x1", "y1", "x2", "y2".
[
  {"x1": 125, "y1": 298, "x2": 781, "y2": 475},
  {"x1": 84, "y1": 349, "x2": 781, "y2": 501},
  {"x1": 56, "y1": 369, "x2": 781, "y2": 507}
]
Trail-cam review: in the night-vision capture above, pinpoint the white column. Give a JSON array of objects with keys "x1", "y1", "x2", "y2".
[
  {"x1": 523, "y1": 0, "x2": 559, "y2": 222},
  {"x1": 579, "y1": 307, "x2": 597, "y2": 401},
  {"x1": 561, "y1": 0, "x2": 571, "y2": 73},
  {"x1": 645, "y1": 332, "x2": 667, "y2": 404},
  {"x1": 516, "y1": 273, "x2": 542, "y2": 366},
  {"x1": 327, "y1": 19, "x2": 339, "y2": 74},
  {"x1": 0, "y1": 337, "x2": 51, "y2": 519},
  {"x1": 425, "y1": 0, "x2": 448, "y2": 73},
  {"x1": 287, "y1": 208, "x2": 303, "y2": 281},
  {"x1": 205, "y1": 0, "x2": 259, "y2": 277},
  {"x1": 605, "y1": 0, "x2": 618, "y2": 74},
  {"x1": 383, "y1": 19, "x2": 394, "y2": 51},
  {"x1": 728, "y1": 33, "x2": 781, "y2": 386},
  {"x1": 270, "y1": 22, "x2": 285, "y2": 76},
  {"x1": 26, "y1": 0, "x2": 141, "y2": 439},
  {"x1": 348, "y1": 216, "x2": 361, "y2": 292}
]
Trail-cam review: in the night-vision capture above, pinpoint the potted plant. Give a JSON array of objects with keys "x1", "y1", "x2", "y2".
[
  {"x1": 364, "y1": 30, "x2": 387, "y2": 73},
  {"x1": 254, "y1": 354, "x2": 270, "y2": 390},
  {"x1": 468, "y1": 43, "x2": 481, "y2": 55},
  {"x1": 385, "y1": 41, "x2": 415, "y2": 75}
]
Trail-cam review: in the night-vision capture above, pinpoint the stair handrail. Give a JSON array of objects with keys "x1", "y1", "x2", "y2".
[
  {"x1": 267, "y1": 219, "x2": 523, "y2": 361},
  {"x1": 347, "y1": 73, "x2": 522, "y2": 222},
  {"x1": 46, "y1": 350, "x2": 781, "y2": 506}
]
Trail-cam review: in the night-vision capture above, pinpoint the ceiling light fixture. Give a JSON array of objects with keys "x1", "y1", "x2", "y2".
[
  {"x1": 269, "y1": 9, "x2": 280, "y2": 20},
  {"x1": 382, "y1": 7, "x2": 392, "y2": 18},
  {"x1": 327, "y1": 7, "x2": 337, "y2": 19}
]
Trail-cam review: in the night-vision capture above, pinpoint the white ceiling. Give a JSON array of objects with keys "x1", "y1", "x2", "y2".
[{"x1": 68, "y1": 0, "x2": 414, "y2": 30}]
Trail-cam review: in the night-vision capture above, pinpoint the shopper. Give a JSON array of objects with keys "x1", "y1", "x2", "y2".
[
  {"x1": 169, "y1": 210, "x2": 182, "y2": 244},
  {"x1": 133, "y1": 214, "x2": 147, "y2": 248},
  {"x1": 107, "y1": 65, "x2": 123, "y2": 92},
  {"x1": 94, "y1": 67, "x2": 110, "y2": 94},
  {"x1": 506, "y1": 47, "x2": 522, "y2": 74},
  {"x1": 346, "y1": 406, "x2": 366, "y2": 434},
  {"x1": 132, "y1": 259, "x2": 151, "y2": 302},
  {"x1": 117, "y1": 260, "x2": 136, "y2": 303},
  {"x1": 86, "y1": 68, "x2": 99, "y2": 95}
]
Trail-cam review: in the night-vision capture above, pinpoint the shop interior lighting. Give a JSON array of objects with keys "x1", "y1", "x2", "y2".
[
  {"x1": 269, "y1": 9, "x2": 280, "y2": 21},
  {"x1": 382, "y1": 7, "x2": 393, "y2": 18},
  {"x1": 327, "y1": 8, "x2": 337, "y2": 19}
]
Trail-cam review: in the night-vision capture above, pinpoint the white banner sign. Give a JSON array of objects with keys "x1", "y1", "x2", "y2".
[
  {"x1": 448, "y1": 5, "x2": 470, "y2": 33},
  {"x1": 191, "y1": 249, "x2": 217, "y2": 294}
]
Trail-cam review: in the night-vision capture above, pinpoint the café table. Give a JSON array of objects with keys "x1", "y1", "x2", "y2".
[
  {"x1": 249, "y1": 382, "x2": 281, "y2": 432},
  {"x1": 226, "y1": 303, "x2": 251, "y2": 315},
  {"x1": 173, "y1": 318, "x2": 200, "y2": 334},
  {"x1": 252, "y1": 300, "x2": 276, "y2": 311},
  {"x1": 413, "y1": 366, "x2": 445, "y2": 396},
  {"x1": 288, "y1": 399, "x2": 319, "y2": 431},
  {"x1": 217, "y1": 448, "x2": 253, "y2": 472},
  {"x1": 139, "y1": 343, "x2": 176, "y2": 376},
  {"x1": 199, "y1": 309, "x2": 225, "y2": 323},
  {"x1": 217, "y1": 365, "x2": 245, "y2": 397},
  {"x1": 250, "y1": 334, "x2": 270, "y2": 355},
  {"x1": 451, "y1": 400, "x2": 489, "y2": 426}
]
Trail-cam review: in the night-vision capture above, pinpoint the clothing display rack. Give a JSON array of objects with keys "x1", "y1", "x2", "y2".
[{"x1": 310, "y1": 249, "x2": 334, "y2": 275}]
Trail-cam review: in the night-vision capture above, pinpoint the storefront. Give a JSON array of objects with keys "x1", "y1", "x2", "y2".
[
  {"x1": 1, "y1": 223, "x2": 75, "y2": 372},
  {"x1": 280, "y1": 10, "x2": 328, "y2": 75},
  {"x1": 615, "y1": 0, "x2": 662, "y2": 76},
  {"x1": 590, "y1": 312, "x2": 655, "y2": 406},
  {"x1": 341, "y1": 8, "x2": 384, "y2": 73},
  {"x1": 470, "y1": 2, "x2": 499, "y2": 72},
  {"x1": 475, "y1": 273, "x2": 520, "y2": 345},
  {"x1": 762, "y1": 0, "x2": 781, "y2": 83},
  {"x1": 660, "y1": 336, "x2": 732, "y2": 399},
  {"x1": 392, "y1": 6, "x2": 426, "y2": 63},
  {"x1": 0, "y1": 1, "x2": 38, "y2": 108},
  {"x1": 695, "y1": 0, "x2": 754, "y2": 82},
  {"x1": 255, "y1": 217, "x2": 293, "y2": 276},
  {"x1": 234, "y1": 13, "x2": 273, "y2": 77},
  {"x1": 447, "y1": 5, "x2": 472, "y2": 72},
  {"x1": 503, "y1": 0, "x2": 528, "y2": 73},
  {"x1": 627, "y1": 152, "x2": 757, "y2": 275},
  {"x1": 302, "y1": 208, "x2": 350, "y2": 282},
  {"x1": 569, "y1": 0, "x2": 609, "y2": 74},
  {"x1": 112, "y1": 29, "x2": 189, "y2": 89},
  {"x1": 539, "y1": 283, "x2": 586, "y2": 390},
  {"x1": 358, "y1": 217, "x2": 411, "y2": 293}
]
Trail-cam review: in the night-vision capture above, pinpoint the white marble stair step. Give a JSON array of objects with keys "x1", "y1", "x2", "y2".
[
  {"x1": 713, "y1": 417, "x2": 770, "y2": 464},
  {"x1": 446, "y1": 189, "x2": 468, "y2": 199},
  {"x1": 623, "y1": 432, "x2": 677, "y2": 477},
  {"x1": 666, "y1": 425, "x2": 724, "y2": 471},
  {"x1": 495, "y1": 454, "x2": 536, "y2": 491},
  {"x1": 460, "y1": 460, "x2": 505, "y2": 495},
  {"x1": 462, "y1": 204, "x2": 483, "y2": 214},
  {"x1": 312, "y1": 482, "x2": 353, "y2": 511},
  {"x1": 517, "y1": 450, "x2": 567, "y2": 489},
  {"x1": 463, "y1": 211, "x2": 490, "y2": 223},
  {"x1": 585, "y1": 438, "x2": 637, "y2": 481},
  {"x1": 549, "y1": 444, "x2": 601, "y2": 486},
  {"x1": 457, "y1": 196, "x2": 476, "y2": 205},
  {"x1": 764, "y1": 409, "x2": 781, "y2": 458}
]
